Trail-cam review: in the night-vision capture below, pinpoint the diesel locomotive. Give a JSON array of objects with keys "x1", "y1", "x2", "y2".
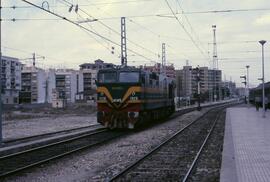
[{"x1": 96, "y1": 66, "x2": 175, "y2": 129}]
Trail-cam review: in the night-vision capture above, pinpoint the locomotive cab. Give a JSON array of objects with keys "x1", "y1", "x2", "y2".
[{"x1": 96, "y1": 67, "x2": 143, "y2": 129}]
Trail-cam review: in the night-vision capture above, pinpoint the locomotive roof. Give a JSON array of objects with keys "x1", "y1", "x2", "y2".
[
  {"x1": 97, "y1": 66, "x2": 174, "y2": 81},
  {"x1": 253, "y1": 81, "x2": 270, "y2": 90}
]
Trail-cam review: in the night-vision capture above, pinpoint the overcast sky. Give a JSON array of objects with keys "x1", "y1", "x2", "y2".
[{"x1": 2, "y1": 0, "x2": 270, "y2": 87}]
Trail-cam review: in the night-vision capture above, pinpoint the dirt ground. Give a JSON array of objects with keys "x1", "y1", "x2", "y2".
[
  {"x1": 3, "y1": 104, "x2": 97, "y2": 121},
  {"x1": 2, "y1": 104, "x2": 98, "y2": 140}
]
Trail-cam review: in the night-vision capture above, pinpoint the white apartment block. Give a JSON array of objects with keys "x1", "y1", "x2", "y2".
[
  {"x1": 47, "y1": 69, "x2": 79, "y2": 103},
  {"x1": 1, "y1": 56, "x2": 22, "y2": 104},
  {"x1": 77, "y1": 69, "x2": 98, "y2": 101},
  {"x1": 19, "y1": 66, "x2": 46, "y2": 104}
]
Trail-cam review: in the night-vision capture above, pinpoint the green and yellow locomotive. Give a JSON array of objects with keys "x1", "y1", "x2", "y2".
[{"x1": 96, "y1": 66, "x2": 175, "y2": 129}]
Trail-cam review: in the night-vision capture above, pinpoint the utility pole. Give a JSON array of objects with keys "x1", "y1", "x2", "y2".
[
  {"x1": 186, "y1": 60, "x2": 189, "y2": 66},
  {"x1": 44, "y1": 79, "x2": 49, "y2": 103},
  {"x1": 20, "y1": 54, "x2": 44, "y2": 67},
  {"x1": 162, "y1": 43, "x2": 166, "y2": 74},
  {"x1": 0, "y1": 0, "x2": 3, "y2": 145},
  {"x1": 32, "y1": 53, "x2": 36, "y2": 67},
  {"x1": 121, "y1": 17, "x2": 127, "y2": 66}
]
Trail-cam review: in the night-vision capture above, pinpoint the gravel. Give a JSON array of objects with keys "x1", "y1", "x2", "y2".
[
  {"x1": 114, "y1": 107, "x2": 221, "y2": 181},
  {"x1": 187, "y1": 109, "x2": 228, "y2": 182},
  {"x1": 1, "y1": 107, "x2": 213, "y2": 182},
  {"x1": 3, "y1": 114, "x2": 97, "y2": 141}
]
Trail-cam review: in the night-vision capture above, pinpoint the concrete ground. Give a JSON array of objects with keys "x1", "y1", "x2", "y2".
[{"x1": 220, "y1": 106, "x2": 270, "y2": 182}]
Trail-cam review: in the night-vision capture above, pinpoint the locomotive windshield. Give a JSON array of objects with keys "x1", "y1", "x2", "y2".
[
  {"x1": 98, "y1": 72, "x2": 117, "y2": 83},
  {"x1": 119, "y1": 72, "x2": 139, "y2": 83}
]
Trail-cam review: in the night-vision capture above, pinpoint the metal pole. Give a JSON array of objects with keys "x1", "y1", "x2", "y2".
[
  {"x1": 262, "y1": 43, "x2": 266, "y2": 117},
  {"x1": 197, "y1": 66, "x2": 201, "y2": 111},
  {"x1": 212, "y1": 26, "x2": 216, "y2": 102},
  {"x1": 120, "y1": 17, "x2": 127, "y2": 66},
  {"x1": 246, "y1": 65, "x2": 250, "y2": 105},
  {"x1": 259, "y1": 40, "x2": 266, "y2": 118},
  {"x1": 0, "y1": 0, "x2": 3, "y2": 145}
]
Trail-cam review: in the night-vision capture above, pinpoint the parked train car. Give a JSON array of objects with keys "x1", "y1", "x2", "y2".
[
  {"x1": 96, "y1": 66, "x2": 175, "y2": 129},
  {"x1": 249, "y1": 82, "x2": 270, "y2": 108}
]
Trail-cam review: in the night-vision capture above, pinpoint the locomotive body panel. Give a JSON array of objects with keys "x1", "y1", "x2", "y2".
[{"x1": 96, "y1": 66, "x2": 175, "y2": 129}]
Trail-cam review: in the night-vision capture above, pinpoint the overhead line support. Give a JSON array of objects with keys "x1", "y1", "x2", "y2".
[{"x1": 121, "y1": 17, "x2": 127, "y2": 66}]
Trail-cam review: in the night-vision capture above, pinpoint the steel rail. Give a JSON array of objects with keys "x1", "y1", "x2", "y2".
[
  {"x1": 3, "y1": 124, "x2": 103, "y2": 145},
  {"x1": 182, "y1": 109, "x2": 223, "y2": 182},
  {"x1": 0, "y1": 128, "x2": 125, "y2": 177},
  {"x1": 109, "y1": 104, "x2": 230, "y2": 181}
]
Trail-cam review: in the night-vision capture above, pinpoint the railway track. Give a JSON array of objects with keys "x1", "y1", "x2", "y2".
[
  {"x1": 0, "y1": 101, "x2": 236, "y2": 179},
  {"x1": 109, "y1": 105, "x2": 229, "y2": 181},
  {"x1": 182, "y1": 110, "x2": 223, "y2": 182},
  {"x1": 3, "y1": 124, "x2": 103, "y2": 146},
  {"x1": 0, "y1": 128, "x2": 128, "y2": 178}
]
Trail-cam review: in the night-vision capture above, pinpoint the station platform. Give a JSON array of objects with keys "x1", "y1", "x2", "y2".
[
  {"x1": 220, "y1": 107, "x2": 270, "y2": 182},
  {"x1": 175, "y1": 99, "x2": 235, "y2": 112}
]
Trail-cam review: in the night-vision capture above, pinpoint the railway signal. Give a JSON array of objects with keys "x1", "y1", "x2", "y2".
[{"x1": 240, "y1": 75, "x2": 247, "y2": 104}]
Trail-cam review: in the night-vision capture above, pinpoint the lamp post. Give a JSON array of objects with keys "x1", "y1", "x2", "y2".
[
  {"x1": 246, "y1": 65, "x2": 250, "y2": 105},
  {"x1": 259, "y1": 40, "x2": 266, "y2": 118}
]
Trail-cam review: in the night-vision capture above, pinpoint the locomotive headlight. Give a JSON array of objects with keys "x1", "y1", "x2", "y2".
[{"x1": 128, "y1": 112, "x2": 139, "y2": 118}]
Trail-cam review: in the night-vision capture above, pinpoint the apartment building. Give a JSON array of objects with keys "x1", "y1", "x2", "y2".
[
  {"x1": 176, "y1": 66, "x2": 192, "y2": 97},
  {"x1": 77, "y1": 69, "x2": 97, "y2": 101},
  {"x1": 1, "y1": 56, "x2": 22, "y2": 104},
  {"x1": 47, "y1": 69, "x2": 78, "y2": 104},
  {"x1": 78, "y1": 59, "x2": 114, "y2": 101},
  {"x1": 19, "y1": 66, "x2": 46, "y2": 104},
  {"x1": 79, "y1": 59, "x2": 114, "y2": 70},
  {"x1": 144, "y1": 63, "x2": 176, "y2": 78},
  {"x1": 176, "y1": 66, "x2": 222, "y2": 99}
]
